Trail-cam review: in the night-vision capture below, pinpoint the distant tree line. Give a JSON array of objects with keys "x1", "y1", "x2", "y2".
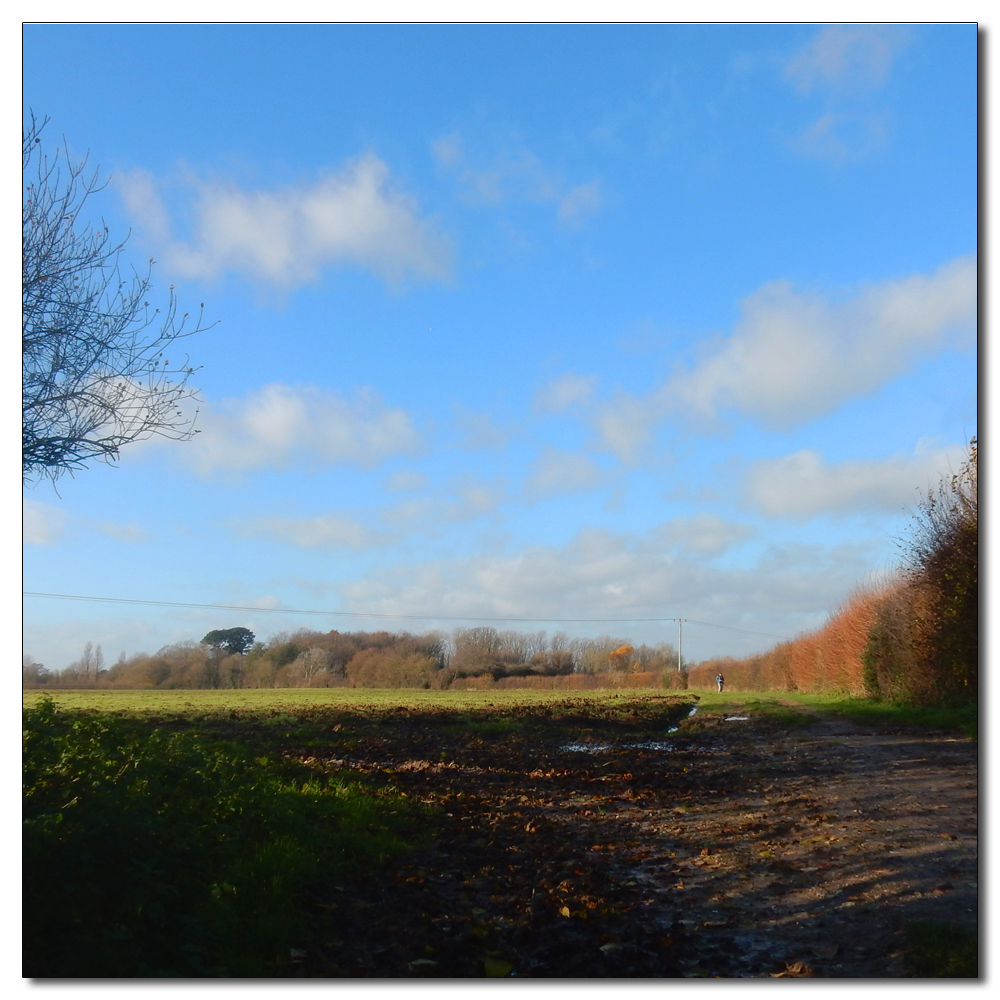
[{"x1": 23, "y1": 627, "x2": 685, "y2": 690}]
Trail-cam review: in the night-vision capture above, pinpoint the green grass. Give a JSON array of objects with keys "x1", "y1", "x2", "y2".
[
  {"x1": 26, "y1": 687, "x2": 976, "y2": 738},
  {"x1": 820, "y1": 697, "x2": 977, "y2": 739},
  {"x1": 903, "y1": 920, "x2": 978, "y2": 978},
  {"x1": 23, "y1": 686, "x2": 676, "y2": 714},
  {"x1": 23, "y1": 696, "x2": 415, "y2": 977},
  {"x1": 685, "y1": 690, "x2": 977, "y2": 738}
]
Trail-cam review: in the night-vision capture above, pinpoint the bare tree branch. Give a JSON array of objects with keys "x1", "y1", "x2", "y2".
[{"x1": 22, "y1": 113, "x2": 215, "y2": 482}]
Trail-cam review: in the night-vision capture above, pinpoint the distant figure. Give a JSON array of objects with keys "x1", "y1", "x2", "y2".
[{"x1": 716, "y1": 673, "x2": 725, "y2": 693}]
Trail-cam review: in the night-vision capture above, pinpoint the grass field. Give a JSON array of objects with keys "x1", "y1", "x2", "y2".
[
  {"x1": 23, "y1": 686, "x2": 673, "y2": 712},
  {"x1": 22, "y1": 687, "x2": 976, "y2": 738}
]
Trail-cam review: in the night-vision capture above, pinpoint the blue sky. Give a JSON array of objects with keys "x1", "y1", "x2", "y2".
[{"x1": 22, "y1": 23, "x2": 977, "y2": 670}]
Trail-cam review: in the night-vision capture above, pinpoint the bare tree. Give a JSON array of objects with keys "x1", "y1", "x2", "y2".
[
  {"x1": 76, "y1": 641, "x2": 104, "y2": 681},
  {"x1": 23, "y1": 113, "x2": 214, "y2": 482},
  {"x1": 294, "y1": 647, "x2": 335, "y2": 685}
]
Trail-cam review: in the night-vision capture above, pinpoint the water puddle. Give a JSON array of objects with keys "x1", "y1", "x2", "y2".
[
  {"x1": 668, "y1": 704, "x2": 698, "y2": 733},
  {"x1": 562, "y1": 704, "x2": 705, "y2": 753},
  {"x1": 725, "y1": 716, "x2": 749, "y2": 722}
]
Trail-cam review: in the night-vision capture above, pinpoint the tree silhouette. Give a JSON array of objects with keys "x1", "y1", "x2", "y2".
[
  {"x1": 23, "y1": 113, "x2": 213, "y2": 482},
  {"x1": 202, "y1": 628, "x2": 256, "y2": 657}
]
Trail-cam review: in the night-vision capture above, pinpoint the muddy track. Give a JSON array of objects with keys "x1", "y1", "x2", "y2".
[{"x1": 288, "y1": 697, "x2": 978, "y2": 978}]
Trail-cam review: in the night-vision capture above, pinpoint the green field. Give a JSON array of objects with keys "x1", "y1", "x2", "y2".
[
  {"x1": 23, "y1": 686, "x2": 678, "y2": 714},
  {"x1": 22, "y1": 687, "x2": 976, "y2": 737}
]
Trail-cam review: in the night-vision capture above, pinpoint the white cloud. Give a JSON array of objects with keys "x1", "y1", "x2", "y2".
[
  {"x1": 116, "y1": 167, "x2": 171, "y2": 242},
  {"x1": 184, "y1": 383, "x2": 422, "y2": 474},
  {"x1": 785, "y1": 25, "x2": 911, "y2": 94},
  {"x1": 525, "y1": 449, "x2": 606, "y2": 500},
  {"x1": 534, "y1": 372, "x2": 597, "y2": 413},
  {"x1": 23, "y1": 498, "x2": 148, "y2": 545},
  {"x1": 592, "y1": 391, "x2": 659, "y2": 463},
  {"x1": 434, "y1": 132, "x2": 601, "y2": 224},
  {"x1": 335, "y1": 524, "x2": 880, "y2": 659},
  {"x1": 792, "y1": 111, "x2": 888, "y2": 164},
  {"x1": 746, "y1": 442, "x2": 968, "y2": 519},
  {"x1": 118, "y1": 154, "x2": 452, "y2": 288},
  {"x1": 783, "y1": 26, "x2": 910, "y2": 163},
  {"x1": 384, "y1": 470, "x2": 429, "y2": 493},
  {"x1": 453, "y1": 407, "x2": 513, "y2": 450},
  {"x1": 385, "y1": 475, "x2": 509, "y2": 527},
  {"x1": 557, "y1": 181, "x2": 602, "y2": 224},
  {"x1": 94, "y1": 521, "x2": 149, "y2": 543},
  {"x1": 234, "y1": 515, "x2": 384, "y2": 550},
  {"x1": 23, "y1": 499, "x2": 66, "y2": 545},
  {"x1": 653, "y1": 514, "x2": 755, "y2": 556},
  {"x1": 669, "y1": 255, "x2": 976, "y2": 429}
]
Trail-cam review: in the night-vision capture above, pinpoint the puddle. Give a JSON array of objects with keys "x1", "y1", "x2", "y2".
[
  {"x1": 725, "y1": 716, "x2": 749, "y2": 722},
  {"x1": 560, "y1": 740, "x2": 725, "y2": 756},
  {"x1": 668, "y1": 705, "x2": 698, "y2": 734},
  {"x1": 563, "y1": 707, "x2": 706, "y2": 753}
]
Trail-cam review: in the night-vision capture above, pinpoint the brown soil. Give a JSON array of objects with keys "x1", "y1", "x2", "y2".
[{"x1": 290, "y1": 695, "x2": 978, "y2": 978}]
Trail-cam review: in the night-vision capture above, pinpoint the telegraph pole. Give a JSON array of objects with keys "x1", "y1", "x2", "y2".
[{"x1": 677, "y1": 618, "x2": 683, "y2": 672}]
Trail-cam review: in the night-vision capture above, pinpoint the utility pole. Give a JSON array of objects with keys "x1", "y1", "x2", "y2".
[{"x1": 677, "y1": 618, "x2": 683, "y2": 672}]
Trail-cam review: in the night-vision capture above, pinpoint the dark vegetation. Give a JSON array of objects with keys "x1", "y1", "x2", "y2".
[
  {"x1": 903, "y1": 920, "x2": 979, "y2": 978},
  {"x1": 23, "y1": 693, "x2": 977, "y2": 978},
  {"x1": 23, "y1": 696, "x2": 413, "y2": 977}
]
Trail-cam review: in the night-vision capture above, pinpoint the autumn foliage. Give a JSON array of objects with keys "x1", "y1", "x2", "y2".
[
  {"x1": 689, "y1": 439, "x2": 978, "y2": 706},
  {"x1": 27, "y1": 627, "x2": 684, "y2": 691},
  {"x1": 687, "y1": 578, "x2": 895, "y2": 695}
]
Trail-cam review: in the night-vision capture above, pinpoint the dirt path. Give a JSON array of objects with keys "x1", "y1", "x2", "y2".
[{"x1": 291, "y1": 696, "x2": 978, "y2": 978}]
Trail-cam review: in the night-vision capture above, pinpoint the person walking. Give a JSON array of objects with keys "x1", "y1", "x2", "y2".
[{"x1": 716, "y1": 673, "x2": 724, "y2": 694}]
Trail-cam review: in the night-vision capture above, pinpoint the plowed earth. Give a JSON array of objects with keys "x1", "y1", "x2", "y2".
[{"x1": 249, "y1": 695, "x2": 977, "y2": 979}]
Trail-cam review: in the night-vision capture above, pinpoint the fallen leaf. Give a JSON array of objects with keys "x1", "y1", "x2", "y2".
[
  {"x1": 772, "y1": 961, "x2": 815, "y2": 978},
  {"x1": 559, "y1": 905, "x2": 571, "y2": 917},
  {"x1": 483, "y1": 957, "x2": 513, "y2": 977}
]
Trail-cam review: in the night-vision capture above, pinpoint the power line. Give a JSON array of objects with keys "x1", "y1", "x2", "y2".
[{"x1": 22, "y1": 591, "x2": 792, "y2": 641}]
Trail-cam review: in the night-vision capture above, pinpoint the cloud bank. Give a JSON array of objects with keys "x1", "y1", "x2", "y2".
[
  {"x1": 745, "y1": 442, "x2": 967, "y2": 518},
  {"x1": 336, "y1": 523, "x2": 878, "y2": 655}
]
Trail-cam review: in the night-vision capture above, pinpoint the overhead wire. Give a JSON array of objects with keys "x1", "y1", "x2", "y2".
[{"x1": 23, "y1": 590, "x2": 793, "y2": 641}]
